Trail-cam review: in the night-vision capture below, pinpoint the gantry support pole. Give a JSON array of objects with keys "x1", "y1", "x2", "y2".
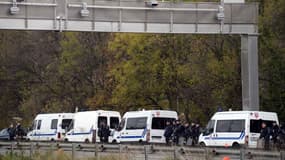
[{"x1": 241, "y1": 34, "x2": 259, "y2": 111}]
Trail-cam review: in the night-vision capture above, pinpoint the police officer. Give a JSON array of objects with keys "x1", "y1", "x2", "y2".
[
  {"x1": 164, "y1": 121, "x2": 173, "y2": 145},
  {"x1": 193, "y1": 123, "x2": 201, "y2": 145},
  {"x1": 183, "y1": 123, "x2": 192, "y2": 146},
  {"x1": 272, "y1": 122, "x2": 279, "y2": 145},
  {"x1": 98, "y1": 122, "x2": 110, "y2": 143},
  {"x1": 259, "y1": 122, "x2": 271, "y2": 150},
  {"x1": 174, "y1": 120, "x2": 185, "y2": 145},
  {"x1": 7, "y1": 124, "x2": 15, "y2": 141}
]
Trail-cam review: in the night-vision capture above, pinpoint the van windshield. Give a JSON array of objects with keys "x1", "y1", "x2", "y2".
[
  {"x1": 32, "y1": 120, "x2": 37, "y2": 130},
  {"x1": 151, "y1": 117, "x2": 176, "y2": 129},
  {"x1": 250, "y1": 120, "x2": 277, "y2": 133},
  {"x1": 203, "y1": 120, "x2": 215, "y2": 136},
  {"x1": 62, "y1": 119, "x2": 73, "y2": 130},
  {"x1": 206, "y1": 120, "x2": 215, "y2": 130},
  {"x1": 117, "y1": 118, "x2": 125, "y2": 131},
  {"x1": 66, "y1": 120, "x2": 74, "y2": 132}
]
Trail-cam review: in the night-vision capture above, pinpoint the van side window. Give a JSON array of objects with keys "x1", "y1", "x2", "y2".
[
  {"x1": 37, "y1": 120, "x2": 42, "y2": 130},
  {"x1": 126, "y1": 117, "x2": 147, "y2": 130},
  {"x1": 230, "y1": 120, "x2": 245, "y2": 132},
  {"x1": 62, "y1": 119, "x2": 73, "y2": 130},
  {"x1": 151, "y1": 118, "x2": 176, "y2": 129},
  {"x1": 51, "y1": 119, "x2": 58, "y2": 129},
  {"x1": 98, "y1": 116, "x2": 107, "y2": 128},
  {"x1": 110, "y1": 117, "x2": 119, "y2": 129},
  {"x1": 216, "y1": 120, "x2": 245, "y2": 132}
]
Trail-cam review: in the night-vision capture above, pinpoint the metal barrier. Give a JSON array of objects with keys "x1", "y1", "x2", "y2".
[{"x1": 0, "y1": 141, "x2": 284, "y2": 160}]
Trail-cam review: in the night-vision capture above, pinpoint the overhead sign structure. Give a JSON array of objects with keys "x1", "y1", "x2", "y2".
[{"x1": 0, "y1": 0, "x2": 259, "y2": 111}]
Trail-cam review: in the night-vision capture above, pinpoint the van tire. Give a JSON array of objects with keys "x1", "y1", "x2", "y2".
[
  {"x1": 64, "y1": 138, "x2": 68, "y2": 142},
  {"x1": 50, "y1": 138, "x2": 55, "y2": 142},
  {"x1": 85, "y1": 139, "x2": 90, "y2": 143},
  {"x1": 200, "y1": 142, "x2": 206, "y2": 147},
  {"x1": 232, "y1": 142, "x2": 240, "y2": 148},
  {"x1": 139, "y1": 139, "x2": 146, "y2": 145},
  {"x1": 112, "y1": 140, "x2": 117, "y2": 144}
]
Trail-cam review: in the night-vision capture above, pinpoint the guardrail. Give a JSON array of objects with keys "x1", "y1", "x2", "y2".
[{"x1": 0, "y1": 141, "x2": 284, "y2": 160}]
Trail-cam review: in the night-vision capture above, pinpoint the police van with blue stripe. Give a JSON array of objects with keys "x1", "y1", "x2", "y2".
[
  {"x1": 199, "y1": 111, "x2": 279, "y2": 148},
  {"x1": 64, "y1": 110, "x2": 121, "y2": 143},
  {"x1": 27, "y1": 113, "x2": 74, "y2": 141},
  {"x1": 112, "y1": 110, "x2": 178, "y2": 143}
]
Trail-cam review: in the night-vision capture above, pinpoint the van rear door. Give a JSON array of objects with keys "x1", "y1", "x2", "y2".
[
  {"x1": 151, "y1": 117, "x2": 176, "y2": 143},
  {"x1": 249, "y1": 119, "x2": 276, "y2": 148}
]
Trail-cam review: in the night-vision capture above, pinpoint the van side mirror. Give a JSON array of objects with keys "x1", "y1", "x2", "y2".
[{"x1": 209, "y1": 128, "x2": 213, "y2": 133}]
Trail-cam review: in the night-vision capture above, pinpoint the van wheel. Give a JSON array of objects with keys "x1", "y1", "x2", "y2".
[
  {"x1": 200, "y1": 142, "x2": 206, "y2": 147},
  {"x1": 85, "y1": 139, "x2": 90, "y2": 143},
  {"x1": 232, "y1": 142, "x2": 240, "y2": 149},
  {"x1": 64, "y1": 138, "x2": 68, "y2": 142},
  {"x1": 112, "y1": 140, "x2": 117, "y2": 144},
  {"x1": 139, "y1": 139, "x2": 146, "y2": 145},
  {"x1": 50, "y1": 138, "x2": 55, "y2": 142}
]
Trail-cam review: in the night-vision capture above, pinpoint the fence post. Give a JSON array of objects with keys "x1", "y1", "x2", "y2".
[
  {"x1": 119, "y1": 144, "x2": 122, "y2": 159},
  {"x1": 173, "y1": 146, "x2": 176, "y2": 160},
  {"x1": 240, "y1": 148, "x2": 245, "y2": 160},
  {"x1": 94, "y1": 143, "x2": 98, "y2": 159},
  {"x1": 72, "y1": 143, "x2": 76, "y2": 160},
  {"x1": 281, "y1": 150, "x2": 285, "y2": 160},
  {"x1": 144, "y1": 145, "x2": 148, "y2": 160},
  {"x1": 204, "y1": 148, "x2": 210, "y2": 160},
  {"x1": 10, "y1": 141, "x2": 14, "y2": 158},
  {"x1": 30, "y1": 142, "x2": 34, "y2": 159}
]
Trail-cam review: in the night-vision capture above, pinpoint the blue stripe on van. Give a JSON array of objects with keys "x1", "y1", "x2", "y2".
[
  {"x1": 117, "y1": 128, "x2": 147, "y2": 139},
  {"x1": 32, "y1": 133, "x2": 57, "y2": 136},
  {"x1": 120, "y1": 136, "x2": 143, "y2": 139},
  {"x1": 31, "y1": 129, "x2": 57, "y2": 137},
  {"x1": 70, "y1": 126, "x2": 93, "y2": 136},
  {"x1": 205, "y1": 131, "x2": 245, "y2": 140}
]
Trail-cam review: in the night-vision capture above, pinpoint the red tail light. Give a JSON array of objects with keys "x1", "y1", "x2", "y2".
[
  {"x1": 146, "y1": 130, "x2": 150, "y2": 142},
  {"x1": 245, "y1": 135, "x2": 249, "y2": 145},
  {"x1": 92, "y1": 129, "x2": 96, "y2": 143},
  {"x1": 57, "y1": 132, "x2": 61, "y2": 139}
]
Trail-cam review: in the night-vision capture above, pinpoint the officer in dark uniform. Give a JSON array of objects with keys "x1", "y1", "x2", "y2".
[
  {"x1": 259, "y1": 122, "x2": 271, "y2": 150},
  {"x1": 164, "y1": 121, "x2": 173, "y2": 145}
]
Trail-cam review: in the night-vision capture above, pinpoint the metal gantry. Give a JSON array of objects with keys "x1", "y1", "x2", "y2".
[{"x1": 0, "y1": 0, "x2": 259, "y2": 111}]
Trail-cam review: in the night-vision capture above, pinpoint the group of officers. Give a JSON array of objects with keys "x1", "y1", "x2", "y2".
[
  {"x1": 7, "y1": 123, "x2": 26, "y2": 140},
  {"x1": 259, "y1": 122, "x2": 285, "y2": 150},
  {"x1": 164, "y1": 119, "x2": 201, "y2": 146}
]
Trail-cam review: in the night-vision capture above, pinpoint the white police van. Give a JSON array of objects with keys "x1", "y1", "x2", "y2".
[
  {"x1": 27, "y1": 113, "x2": 74, "y2": 141},
  {"x1": 198, "y1": 111, "x2": 279, "y2": 148},
  {"x1": 64, "y1": 110, "x2": 121, "y2": 143},
  {"x1": 112, "y1": 110, "x2": 178, "y2": 143}
]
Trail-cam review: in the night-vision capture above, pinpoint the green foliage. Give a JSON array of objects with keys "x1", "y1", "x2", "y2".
[
  {"x1": 107, "y1": 33, "x2": 241, "y2": 123},
  {"x1": 257, "y1": 0, "x2": 285, "y2": 121}
]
